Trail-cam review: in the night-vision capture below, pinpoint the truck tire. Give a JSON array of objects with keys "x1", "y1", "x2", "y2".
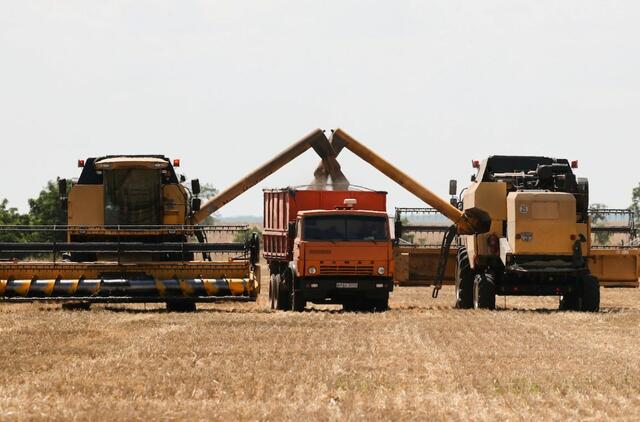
[
  {"x1": 579, "y1": 274, "x2": 600, "y2": 312},
  {"x1": 166, "y1": 299, "x2": 196, "y2": 312},
  {"x1": 291, "y1": 288, "x2": 306, "y2": 312},
  {"x1": 455, "y1": 247, "x2": 474, "y2": 309},
  {"x1": 268, "y1": 275, "x2": 276, "y2": 310},
  {"x1": 274, "y1": 274, "x2": 290, "y2": 311},
  {"x1": 372, "y1": 295, "x2": 389, "y2": 312},
  {"x1": 473, "y1": 273, "x2": 496, "y2": 310}
]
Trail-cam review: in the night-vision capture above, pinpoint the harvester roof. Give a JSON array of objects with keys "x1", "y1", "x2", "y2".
[
  {"x1": 77, "y1": 155, "x2": 180, "y2": 184},
  {"x1": 94, "y1": 156, "x2": 169, "y2": 170}
]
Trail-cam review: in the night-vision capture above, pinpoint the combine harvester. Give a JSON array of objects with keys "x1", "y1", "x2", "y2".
[
  {"x1": 0, "y1": 130, "x2": 346, "y2": 311},
  {"x1": 394, "y1": 157, "x2": 640, "y2": 311}
]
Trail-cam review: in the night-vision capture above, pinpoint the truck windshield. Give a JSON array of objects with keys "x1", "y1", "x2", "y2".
[
  {"x1": 303, "y1": 215, "x2": 388, "y2": 241},
  {"x1": 104, "y1": 169, "x2": 162, "y2": 225}
]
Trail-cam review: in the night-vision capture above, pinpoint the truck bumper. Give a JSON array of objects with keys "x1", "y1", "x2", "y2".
[{"x1": 298, "y1": 277, "x2": 393, "y2": 304}]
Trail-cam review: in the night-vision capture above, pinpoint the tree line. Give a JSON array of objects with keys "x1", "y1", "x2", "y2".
[{"x1": 1, "y1": 180, "x2": 639, "y2": 236}]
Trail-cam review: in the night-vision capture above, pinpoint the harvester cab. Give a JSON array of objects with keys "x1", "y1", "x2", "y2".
[{"x1": 453, "y1": 155, "x2": 599, "y2": 312}]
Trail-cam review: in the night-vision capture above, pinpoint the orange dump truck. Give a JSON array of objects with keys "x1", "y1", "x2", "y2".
[{"x1": 263, "y1": 188, "x2": 394, "y2": 312}]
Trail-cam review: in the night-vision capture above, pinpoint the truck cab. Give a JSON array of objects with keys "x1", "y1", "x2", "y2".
[{"x1": 290, "y1": 209, "x2": 394, "y2": 310}]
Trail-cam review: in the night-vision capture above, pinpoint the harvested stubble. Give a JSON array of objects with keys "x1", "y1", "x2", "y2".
[{"x1": 0, "y1": 286, "x2": 639, "y2": 421}]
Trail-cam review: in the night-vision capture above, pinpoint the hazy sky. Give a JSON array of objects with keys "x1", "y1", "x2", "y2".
[{"x1": 1, "y1": 1, "x2": 638, "y2": 217}]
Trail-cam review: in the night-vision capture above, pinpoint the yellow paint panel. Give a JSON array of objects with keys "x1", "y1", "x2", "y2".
[
  {"x1": 589, "y1": 250, "x2": 640, "y2": 285},
  {"x1": 532, "y1": 202, "x2": 560, "y2": 219},
  {"x1": 507, "y1": 191, "x2": 576, "y2": 255},
  {"x1": 463, "y1": 182, "x2": 508, "y2": 221},
  {"x1": 68, "y1": 185, "x2": 104, "y2": 226},
  {"x1": 163, "y1": 185, "x2": 188, "y2": 225}
]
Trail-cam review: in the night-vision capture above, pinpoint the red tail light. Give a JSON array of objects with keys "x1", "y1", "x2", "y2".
[
  {"x1": 78, "y1": 159, "x2": 85, "y2": 168},
  {"x1": 173, "y1": 159, "x2": 181, "y2": 167},
  {"x1": 472, "y1": 160, "x2": 480, "y2": 169},
  {"x1": 571, "y1": 160, "x2": 578, "y2": 169}
]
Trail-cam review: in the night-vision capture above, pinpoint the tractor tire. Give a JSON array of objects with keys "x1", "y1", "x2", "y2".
[
  {"x1": 274, "y1": 274, "x2": 290, "y2": 311},
  {"x1": 455, "y1": 247, "x2": 474, "y2": 309},
  {"x1": 166, "y1": 299, "x2": 197, "y2": 312},
  {"x1": 579, "y1": 274, "x2": 600, "y2": 312},
  {"x1": 473, "y1": 273, "x2": 496, "y2": 310}
]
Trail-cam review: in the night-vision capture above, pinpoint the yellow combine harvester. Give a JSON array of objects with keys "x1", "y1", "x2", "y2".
[
  {"x1": 395, "y1": 156, "x2": 626, "y2": 312},
  {"x1": 0, "y1": 130, "x2": 346, "y2": 311}
]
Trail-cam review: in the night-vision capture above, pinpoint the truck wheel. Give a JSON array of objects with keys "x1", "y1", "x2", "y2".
[
  {"x1": 291, "y1": 288, "x2": 306, "y2": 312},
  {"x1": 268, "y1": 275, "x2": 276, "y2": 310},
  {"x1": 579, "y1": 274, "x2": 600, "y2": 312},
  {"x1": 166, "y1": 299, "x2": 196, "y2": 312},
  {"x1": 455, "y1": 247, "x2": 474, "y2": 309},
  {"x1": 274, "y1": 274, "x2": 290, "y2": 311},
  {"x1": 473, "y1": 273, "x2": 496, "y2": 310},
  {"x1": 342, "y1": 301, "x2": 358, "y2": 312},
  {"x1": 372, "y1": 295, "x2": 389, "y2": 312}
]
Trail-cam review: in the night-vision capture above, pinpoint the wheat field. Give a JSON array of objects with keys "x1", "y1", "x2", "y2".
[{"x1": 0, "y1": 285, "x2": 639, "y2": 421}]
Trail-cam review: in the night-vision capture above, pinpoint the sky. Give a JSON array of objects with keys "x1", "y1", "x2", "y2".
[{"x1": 1, "y1": 0, "x2": 638, "y2": 218}]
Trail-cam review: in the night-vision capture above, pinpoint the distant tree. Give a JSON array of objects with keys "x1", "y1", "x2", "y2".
[
  {"x1": 590, "y1": 203, "x2": 612, "y2": 245},
  {"x1": 26, "y1": 180, "x2": 70, "y2": 241},
  {"x1": 233, "y1": 226, "x2": 263, "y2": 244},
  {"x1": 200, "y1": 183, "x2": 218, "y2": 199},
  {"x1": 0, "y1": 199, "x2": 30, "y2": 242},
  {"x1": 28, "y1": 181, "x2": 68, "y2": 226}
]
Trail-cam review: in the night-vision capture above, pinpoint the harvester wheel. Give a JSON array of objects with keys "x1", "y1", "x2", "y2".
[
  {"x1": 473, "y1": 273, "x2": 496, "y2": 310},
  {"x1": 166, "y1": 300, "x2": 197, "y2": 312},
  {"x1": 274, "y1": 274, "x2": 291, "y2": 311},
  {"x1": 579, "y1": 274, "x2": 600, "y2": 312},
  {"x1": 559, "y1": 292, "x2": 578, "y2": 311},
  {"x1": 455, "y1": 248, "x2": 474, "y2": 309}
]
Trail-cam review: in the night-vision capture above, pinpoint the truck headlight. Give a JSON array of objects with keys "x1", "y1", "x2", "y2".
[
  {"x1": 308, "y1": 267, "x2": 317, "y2": 275},
  {"x1": 377, "y1": 267, "x2": 385, "y2": 275}
]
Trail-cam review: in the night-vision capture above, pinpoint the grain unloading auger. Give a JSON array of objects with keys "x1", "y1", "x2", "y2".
[
  {"x1": 0, "y1": 130, "x2": 344, "y2": 310},
  {"x1": 313, "y1": 128, "x2": 492, "y2": 297}
]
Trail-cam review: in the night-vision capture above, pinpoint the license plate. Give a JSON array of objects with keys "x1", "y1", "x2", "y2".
[{"x1": 336, "y1": 282, "x2": 358, "y2": 289}]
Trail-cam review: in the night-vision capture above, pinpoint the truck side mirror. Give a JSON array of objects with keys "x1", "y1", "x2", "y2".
[
  {"x1": 58, "y1": 178, "x2": 68, "y2": 210},
  {"x1": 288, "y1": 221, "x2": 296, "y2": 238},
  {"x1": 191, "y1": 198, "x2": 201, "y2": 212},
  {"x1": 449, "y1": 180, "x2": 458, "y2": 196},
  {"x1": 58, "y1": 178, "x2": 67, "y2": 198},
  {"x1": 191, "y1": 179, "x2": 201, "y2": 196}
]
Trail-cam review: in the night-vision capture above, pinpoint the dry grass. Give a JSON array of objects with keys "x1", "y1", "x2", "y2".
[{"x1": 1, "y1": 286, "x2": 639, "y2": 421}]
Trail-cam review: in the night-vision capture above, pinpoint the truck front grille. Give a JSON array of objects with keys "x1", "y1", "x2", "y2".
[{"x1": 320, "y1": 265, "x2": 373, "y2": 276}]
